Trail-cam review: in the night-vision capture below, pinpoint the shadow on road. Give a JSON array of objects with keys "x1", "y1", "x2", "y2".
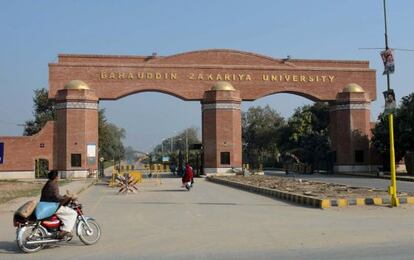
[
  {"x1": 147, "y1": 189, "x2": 188, "y2": 192},
  {"x1": 0, "y1": 241, "x2": 20, "y2": 254}
]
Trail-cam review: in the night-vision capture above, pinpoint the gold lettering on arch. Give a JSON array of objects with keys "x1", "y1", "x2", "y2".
[{"x1": 98, "y1": 70, "x2": 336, "y2": 84}]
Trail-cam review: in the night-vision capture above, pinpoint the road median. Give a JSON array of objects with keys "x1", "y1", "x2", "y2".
[{"x1": 207, "y1": 176, "x2": 414, "y2": 209}]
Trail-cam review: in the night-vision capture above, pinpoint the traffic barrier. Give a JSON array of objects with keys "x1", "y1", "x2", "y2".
[{"x1": 129, "y1": 171, "x2": 142, "y2": 183}]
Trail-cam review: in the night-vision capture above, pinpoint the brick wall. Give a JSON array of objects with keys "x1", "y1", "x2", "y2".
[{"x1": 0, "y1": 121, "x2": 55, "y2": 177}]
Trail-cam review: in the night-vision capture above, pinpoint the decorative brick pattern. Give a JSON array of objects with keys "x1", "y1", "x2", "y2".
[
  {"x1": 329, "y1": 103, "x2": 370, "y2": 111},
  {"x1": 202, "y1": 103, "x2": 241, "y2": 111},
  {"x1": 55, "y1": 102, "x2": 99, "y2": 110}
]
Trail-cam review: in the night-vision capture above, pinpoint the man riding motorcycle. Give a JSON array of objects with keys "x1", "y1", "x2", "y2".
[
  {"x1": 182, "y1": 163, "x2": 194, "y2": 190},
  {"x1": 39, "y1": 170, "x2": 77, "y2": 239}
]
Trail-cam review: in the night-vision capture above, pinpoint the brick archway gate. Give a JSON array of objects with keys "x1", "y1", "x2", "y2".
[{"x1": 49, "y1": 49, "x2": 376, "y2": 177}]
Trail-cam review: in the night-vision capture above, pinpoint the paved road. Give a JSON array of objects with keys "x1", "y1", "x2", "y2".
[
  {"x1": 266, "y1": 170, "x2": 414, "y2": 194},
  {"x1": 1, "y1": 178, "x2": 414, "y2": 259}
]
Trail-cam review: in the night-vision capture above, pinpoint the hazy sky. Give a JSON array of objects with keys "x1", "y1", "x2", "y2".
[{"x1": 1, "y1": 0, "x2": 413, "y2": 152}]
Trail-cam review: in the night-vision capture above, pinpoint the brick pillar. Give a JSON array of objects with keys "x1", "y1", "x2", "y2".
[
  {"x1": 202, "y1": 82, "x2": 242, "y2": 175},
  {"x1": 329, "y1": 84, "x2": 371, "y2": 173},
  {"x1": 55, "y1": 81, "x2": 98, "y2": 178}
]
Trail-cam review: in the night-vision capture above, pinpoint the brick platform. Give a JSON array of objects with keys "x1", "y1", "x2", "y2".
[{"x1": 206, "y1": 176, "x2": 414, "y2": 209}]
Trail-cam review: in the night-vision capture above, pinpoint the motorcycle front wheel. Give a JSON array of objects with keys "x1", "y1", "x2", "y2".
[
  {"x1": 16, "y1": 225, "x2": 47, "y2": 253},
  {"x1": 77, "y1": 219, "x2": 101, "y2": 245}
]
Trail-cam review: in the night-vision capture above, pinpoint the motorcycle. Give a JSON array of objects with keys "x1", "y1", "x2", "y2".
[{"x1": 13, "y1": 199, "x2": 101, "y2": 253}]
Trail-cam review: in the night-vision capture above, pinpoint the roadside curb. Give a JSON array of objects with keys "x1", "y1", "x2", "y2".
[{"x1": 206, "y1": 176, "x2": 414, "y2": 209}]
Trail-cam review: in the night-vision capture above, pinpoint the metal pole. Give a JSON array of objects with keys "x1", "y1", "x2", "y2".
[
  {"x1": 383, "y1": 0, "x2": 399, "y2": 207},
  {"x1": 185, "y1": 129, "x2": 189, "y2": 162},
  {"x1": 388, "y1": 114, "x2": 398, "y2": 206}
]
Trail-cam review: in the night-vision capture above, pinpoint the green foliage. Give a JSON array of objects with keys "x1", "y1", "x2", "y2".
[
  {"x1": 124, "y1": 146, "x2": 139, "y2": 163},
  {"x1": 23, "y1": 88, "x2": 56, "y2": 136},
  {"x1": 241, "y1": 103, "x2": 330, "y2": 170},
  {"x1": 396, "y1": 93, "x2": 414, "y2": 154},
  {"x1": 150, "y1": 127, "x2": 201, "y2": 168},
  {"x1": 372, "y1": 93, "x2": 414, "y2": 167},
  {"x1": 98, "y1": 109, "x2": 126, "y2": 162},
  {"x1": 281, "y1": 102, "x2": 330, "y2": 170},
  {"x1": 153, "y1": 127, "x2": 200, "y2": 155},
  {"x1": 242, "y1": 105, "x2": 285, "y2": 168}
]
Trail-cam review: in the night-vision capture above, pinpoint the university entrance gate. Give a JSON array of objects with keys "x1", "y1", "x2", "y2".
[{"x1": 0, "y1": 49, "x2": 377, "y2": 178}]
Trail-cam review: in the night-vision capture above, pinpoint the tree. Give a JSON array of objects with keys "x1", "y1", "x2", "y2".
[
  {"x1": 279, "y1": 102, "x2": 330, "y2": 171},
  {"x1": 151, "y1": 127, "x2": 201, "y2": 168},
  {"x1": 98, "y1": 109, "x2": 126, "y2": 163},
  {"x1": 242, "y1": 105, "x2": 285, "y2": 168},
  {"x1": 372, "y1": 93, "x2": 414, "y2": 170},
  {"x1": 23, "y1": 88, "x2": 56, "y2": 136},
  {"x1": 124, "y1": 146, "x2": 139, "y2": 163},
  {"x1": 396, "y1": 93, "x2": 414, "y2": 154},
  {"x1": 153, "y1": 127, "x2": 200, "y2": 155}
]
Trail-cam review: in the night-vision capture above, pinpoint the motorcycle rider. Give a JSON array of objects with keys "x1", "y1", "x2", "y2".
[
  {"x1": 182, "y1": 163, "x2": 194, "y2": 190},
  {"x1": 40, "y1": 170, "x2": 77, "y2": 239}
]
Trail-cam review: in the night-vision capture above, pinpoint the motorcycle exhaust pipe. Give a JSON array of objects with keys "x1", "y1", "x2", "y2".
[{"x1": 25, "y1": 239, "x2": 60, "y2": 245}]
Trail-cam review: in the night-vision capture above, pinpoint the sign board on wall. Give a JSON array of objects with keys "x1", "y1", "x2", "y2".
[
  {"x1": 0, "y1": 143, "x2": 3, "y2": 164},
  {"x1": 87, "y1": 144, "x2": 96, "y2": 165}
]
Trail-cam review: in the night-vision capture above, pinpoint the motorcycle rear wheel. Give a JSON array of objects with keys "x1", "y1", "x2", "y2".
[
  {"x1": 77, "y1": 219, "x2": 101, "y2": 245},
  {"x1": 17, "y1": 225, "x2": 47, "y2": 253}
]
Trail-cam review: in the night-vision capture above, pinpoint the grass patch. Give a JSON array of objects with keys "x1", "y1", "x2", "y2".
[
  {"x1": 0, "y1": 179, "x2": 19, "y2": 183},
  {"x1": 0, "y1": 179, "x2": 73, "y2": 204},
  {"x1": 0, "y1": 189, "x2": 41, "y2": 204},
  {"x1": 0, "y1": 182, "x2": 43, "y2": 204}
]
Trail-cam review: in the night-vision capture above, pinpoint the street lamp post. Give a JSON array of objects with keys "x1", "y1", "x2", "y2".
[
  {"x1": 185, "y1": 129, "x2": 189, "y2": 162},
  {"x1": 383, "y1": 0, "x2": 399, "y2": 207},
  {"x1": 99, "y1": 157, "x2": 104, "y2": 178}
]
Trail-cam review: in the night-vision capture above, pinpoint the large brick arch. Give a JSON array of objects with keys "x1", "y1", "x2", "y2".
[
  {"x1": 111, "y1": 89, "x2": 195, "y2": 101},
  {"x1": 252, "y1": 90, "x2": 328, "y2": 102},
  {"x1": 0, "y1": 49, "x2": 379, "y2": 179},
  {"x1": 47, "y1": 49, "x2": 376, "y2": 176},
  {"x1": 49, "y1": 49, "x2": 376, "y2": 102}
]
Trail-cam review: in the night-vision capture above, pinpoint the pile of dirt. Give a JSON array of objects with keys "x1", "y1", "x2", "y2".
[{"x1": 216, "y1": 175, "x2": 411, "y2": 199}]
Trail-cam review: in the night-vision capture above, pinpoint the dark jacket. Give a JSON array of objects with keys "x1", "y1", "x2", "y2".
[{"x1": 40, "y1": 180, "x2": 64, "y2": 203}]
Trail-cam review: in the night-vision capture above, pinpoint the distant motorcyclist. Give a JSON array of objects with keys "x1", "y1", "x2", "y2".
[
  {"x1": 182, "y1": 163, "x2": 194, "y2": 190},
  {"x1": 40, "y1": 170, "x2": 77, "y2": 239}
]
